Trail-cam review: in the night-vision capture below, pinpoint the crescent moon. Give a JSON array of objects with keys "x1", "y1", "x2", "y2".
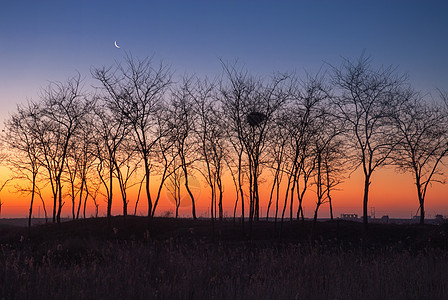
[{"x1": 114, "y1": 41, "x2": 120, "y2": 48}]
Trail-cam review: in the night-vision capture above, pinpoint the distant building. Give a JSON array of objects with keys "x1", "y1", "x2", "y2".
[
  {"x1": 435, "y1": 214, "x2": 444, "y2": 224},
  {"x1": 340, "y1": 213, "x2": 358, "y2": 221},
  {"x1": 380, "y1": 215, "x2": 389, "y2": 223}
]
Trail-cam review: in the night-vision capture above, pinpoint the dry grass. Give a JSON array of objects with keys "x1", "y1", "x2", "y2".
[{"x1": 1, "y1": 217, "x2": 448, "y2": 299}]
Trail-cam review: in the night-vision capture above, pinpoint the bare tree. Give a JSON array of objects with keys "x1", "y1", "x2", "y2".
[
  {"x1": 331, "y1": 55, "x2": 406, "y2": 229},
  {"x1": 75, "y1": 114, "x2": 98, "y2": 219},
  {"x1": 150, "y1": 113, "x2": 178, "y2": 217},
  {"x1": 113, "y1": 139, "x2": 141, "y2": 217},
  {"x1": 0, "y1": 180, "x2": 11, "y2": 218},
  {"x1": 34, "y1": 74, "x2": 93, "y2": 223},
  {"x1": 222, "y1": 109, "x2": 246, "y2": 230},
  {"x1": 92, "y1": 55, "x2": 173, "y2": 224},
  {"x1": 3, "y1": 101, "x2": 42, "y2": 231},
  {"x1": 391, "y1": 91, "x2": 448, "y2": 224},
  {"x1": 219, "y1": 62, "x2": 289, "y2": 235},
  {"x1": 190, "y1": 77, "x2": 227, "y2": 223},
  {"x1": 280, "y1": 74, "x2": 324, "y2": 223},
  {"x1": 164, "y1": 152, "x2": 183, "y2": 218},
  {"x1": 91, "y1": 103, "x2": 127, "y2": 219},
  {"x1": 65, "y1": 114, "x2": 98, "y2": 220},
  {"x1": 65, "y1": 143, "x2": 80, "y2": 220},
  {"x1": 265, "y1": 110, "x2": 289, "y2": 222},
  {"x1": 0, "y1": 149, "x2": 9, "y2": 218},
  {"x1": 224, "y1": 148, "x2": 243, "y2": 223},
  {"x1": 310, "y1": 106, "x2": 345, "y2": 224},
  {"x1": 169, "y1": 77, "x2": 200, "y2": 219},
  {"x1": 323, "y1": 137, "x2": 346, "y2": 221}
]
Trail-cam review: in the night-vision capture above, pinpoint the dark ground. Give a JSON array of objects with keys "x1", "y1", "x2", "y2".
[
  {"x1": 2, "y1": 216, "x2": 447, "y2": 250},
  {"x1": 1, "y1": 217, "x2": 448, "y2": 299}
]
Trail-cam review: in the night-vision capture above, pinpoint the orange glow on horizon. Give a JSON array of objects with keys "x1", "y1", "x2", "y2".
[{"x1": 1, "y1": 163, "x2": 448, "y2": 220}]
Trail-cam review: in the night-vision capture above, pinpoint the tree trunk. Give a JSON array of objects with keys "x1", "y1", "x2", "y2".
[
  {"x1": 248, "y1": 155, "x2": 254, "y2": 223},
  {"x1": 211, "y1": 191, "x2": 214, "y2": 221},
  {"x1": 71, "y1": 182, "x2": 76, "y2": 220},
  {"x1": 254, "y1": 177, "x2": 260, "y2": 221},
  {"x1": 144, "y1": 158, "x2": 152, "y2": 221},
  {"x1": 123, "y1": 198, "x2": 127, "y2": 217},
  {"x1": 52, "y1": 191, "x2": 57, "y2": 223},
  {"x1": 238, "y1": 153, "x2": 245, "y2": 233},
  {"x1": 326, "y1": 165, "x2": 334, "y2": 221},
  {"x1": 416, "y1": 179, "x2": 425, "y2": 225},
  {"x1": 28, "y1": 174, "x2": 37, "y2": 235},
  {"x1": 107, "y1": 167, "x2": 113, "y2": 219},
  {"x1": 217, "y1": 176, "x2": 223, "y2": 221},
  {"x1": 328, "y1": 193, "x2": 334, "y2": 221},
  {"x1": 183, "y1": 167, "x2": 197, "y2": 219},
  {"x1": 281, "y1": 173, "x2": 293, "y2": 223},
  {"x1": 57, "y1": 178, "x2": 63, "y2": 224},
  {"x1": 290, "y1": 181, "x2": 295, "y2": 221},
  {"x1": 419, "y1": 202, "x2": 425, "y2": 225},
  {"x1": 267, "y1": 174, "x2": 277, "y2": 221},
  {"x1": 363, "y1": 175, "x2": 370, "y2": 230},
  {"x1": 313, "y1": 204, "x2": 320, "y2": 224},
  {"x1": 83, "y1": 184, "x2": 89, "y2": 219},
  {"x1": 275, "y1": 179, "x2": 280, "y2": 223},
  {"x1": 253, "y1": 160, "x2": 260, "y2": 221},
  {"x1": 76, "y1": 179, "x2": 85, "y2": 219}
]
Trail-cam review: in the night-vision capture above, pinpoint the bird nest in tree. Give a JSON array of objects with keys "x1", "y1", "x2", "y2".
[{"x1": 246, "y1": 111, "x2": 267, "y2": 127}]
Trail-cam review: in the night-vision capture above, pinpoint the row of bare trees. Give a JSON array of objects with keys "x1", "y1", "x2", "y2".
[{"x1": 1, "y1": 55, "x2": 447, "y2": 231}]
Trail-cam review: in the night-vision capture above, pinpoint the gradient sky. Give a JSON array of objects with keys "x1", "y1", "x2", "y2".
[{"x1": 1, "y1": 1, "x2": 448, "y2": 218}]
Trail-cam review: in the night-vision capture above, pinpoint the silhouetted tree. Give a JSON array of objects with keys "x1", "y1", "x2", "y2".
[
  {"x1": 65, "y1": 112, "x2": 98, "y2": 220},
  {"x1": 222, "y1": 115, "x2": 246, "y2": 230},
  {"x1": 311, "y1": 105, "x2": 345, "y2": 224},
  {"x1": 91, "y1": 100, "x2": 128, "y2": 219},
  {"x1": 113, "y1": 136, "x2": 141, "y2": 217},
  {"x1": 219, "y1": 62, "x2": 289, "y2": 235},
  {"x1": 331, "y1": 55, "x2": 406, "y2": 229},
  {"x1": 2, "y1": 101, "x2": 42, "y2": 230},
  {"x1": 265, "y1": 109, "x2": 289, "y2": 223},
  {"x1": 165, "y1": 152, "x2": 183, "y2": 218},
  {"x1": 65, "y1": 141, "x2": 80, "y2": 220},
  {"x1": 323, "y1": 137, "x2": 346, "y2": 221},
  {"x1": 93, "y1": 56, "x2": 173, "y2": 223},
  {"x1": 34, "y1": 74, "x2": 92, "y2": 223},
  {"x1": 191, "y1": 77, "x2": 227, "y2": 222},
  {"x1": 0, "y1": 179, "x2": 11, "y2": 219},
  {"x1": 0, "y1": 148, "x2": 9, "y2": 218},
  {"x1": 169, "y1": 77, "x2": 200, "y2": 219},
  {"x1": 280, "y1": 74, "x2": 324, "y2": 223},
  {"x1": 150, "y1": 113, "x2": 178, "y2": 217},
  {"x1": 224, "y1": 150, "x2": 243, "y2": 222},
  {"x1": 74, "y1": 113, "x2": 98, "y2": 219},
  {"x1": 390, "y1": 90, "x2": 448, "y2": 224}
]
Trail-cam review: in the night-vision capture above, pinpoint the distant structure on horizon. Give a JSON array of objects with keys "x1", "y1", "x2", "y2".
[
  {"x1": 340, "y1": 213, "x2": 358, "y2": 221},
  {"x1": 338, "y1": 212, "x2": 446, "y2": 225}
]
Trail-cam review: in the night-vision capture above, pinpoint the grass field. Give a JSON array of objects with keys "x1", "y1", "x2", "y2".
[{"x1": 1, "y1": 217, "x2": 448, "y2": 299}]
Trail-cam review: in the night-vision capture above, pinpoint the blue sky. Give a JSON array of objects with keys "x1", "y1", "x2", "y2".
[{"x1": 1, "y1": 0, "x2": 448, "y2": 120}]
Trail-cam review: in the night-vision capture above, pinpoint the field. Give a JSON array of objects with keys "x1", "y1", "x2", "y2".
[{"x1": 1, "y1": 217, "x2": 448, "y2": 299}]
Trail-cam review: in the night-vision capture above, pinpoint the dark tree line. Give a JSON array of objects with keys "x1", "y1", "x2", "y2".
[{"x1": 1, "y1": 55, "x2": 447, "y2": 232}]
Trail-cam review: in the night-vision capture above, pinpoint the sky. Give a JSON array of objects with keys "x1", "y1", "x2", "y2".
[{"x1": 1, "y1": 0, "x2": 448, "y2": 218}]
